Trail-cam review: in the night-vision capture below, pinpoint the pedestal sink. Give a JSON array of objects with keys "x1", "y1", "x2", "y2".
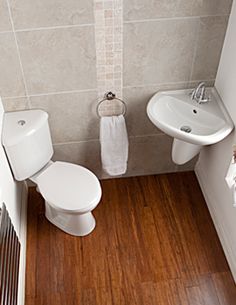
[{"x1": 147, "y1": 87, "x2": 234, "y2": 164}]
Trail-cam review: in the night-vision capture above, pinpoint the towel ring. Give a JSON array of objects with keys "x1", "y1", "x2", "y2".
[{"x1": 96, "y1": 92, "x2": 127, "y2": 117}]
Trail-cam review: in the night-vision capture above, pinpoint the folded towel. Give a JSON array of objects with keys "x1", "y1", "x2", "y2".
[{"x1": 100, "y1": 115, "x2": 129, "y2": 176}]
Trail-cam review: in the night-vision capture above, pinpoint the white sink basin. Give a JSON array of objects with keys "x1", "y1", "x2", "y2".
[{"x1": 147, "y1": 88, "x2": 234, "y2": 164}]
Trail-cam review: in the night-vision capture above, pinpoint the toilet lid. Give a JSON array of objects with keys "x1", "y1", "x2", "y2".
[{"x1": 37, "y1": 161, "x2": 102, "y2": 213}]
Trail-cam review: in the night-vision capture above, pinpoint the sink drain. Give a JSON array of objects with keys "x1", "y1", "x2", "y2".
[{"x1": 180, "y1": 126, "x2": 192, "y2": 133}]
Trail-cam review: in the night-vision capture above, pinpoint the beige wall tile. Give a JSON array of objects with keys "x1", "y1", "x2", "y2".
[
  {"x1": 0, "y1": 33, "x2": 25, "y2": 97},
  {"x1": 123, "y1": 83, "x2": 189, "y2": 137},
  {"x1": 29, "y1": 91, "x2": 99, "y2": 143},
  {"x1": 17, "y1": 26, "x2": 97, "y2": 95},
  {"x1": 123, "y1": 86, "x2": 162, "y2": 136},
  {"x1": 123, "y1": 19, "x2": 198, "y2": 86},
  {"x1": 191, "y1": 16, "x2": 229, "y2": 81},
  {"x1": 188, "y1": 80, "x2": 215, "y2": 89},
  {"x1": 0, "y1": 0, "x2": 11, "y2": 32},
  {"x1": 53, "y1": 134, "x2": 177, "y2": 179},
  {"x1": 124, "y1": 0, "x2": 192, "y2": 21},
  {"x1": 192, "y1": 0, "x2": 233, "y2": 17},
  {"x1": 53, "y1": 140, "x2": 102, "y2": 177},
  {"x1": 52, "y1": 133, "x2": 196, "y2": 179},
  {"x1": 10, "y1": 0, "x2": 94, "y2": 29},
  {"x1": 126, "y1": 135, "x2": 176, "y2": 177},
  {"x1": 124, "y1": 0, "x2": 232, "y2": 21},
  {"x1": 2, "y1": 97, "x2": 28, "y2": 111}
]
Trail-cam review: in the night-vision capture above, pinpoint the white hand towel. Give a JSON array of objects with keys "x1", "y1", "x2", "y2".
[{"x1": 100, "y1": 115, "x2": 129, "y2": 176}]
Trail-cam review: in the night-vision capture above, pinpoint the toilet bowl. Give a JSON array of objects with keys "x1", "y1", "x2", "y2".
[
  {"x1": 32, "y1": 161, "x2": 102, "y2": 236},
  {"x1": 1, "y1": 109, "x2": 102, "y2": 236}
]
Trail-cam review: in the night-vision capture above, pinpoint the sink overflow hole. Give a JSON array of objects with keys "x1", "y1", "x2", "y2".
[
  {"x1": 180, "y1": 126, "x2": 192, "y2": 133},
  {"x1": 193, "y1": 109, "x2": 197, "y2": 114},
  {"x1": 18, "y1": 120, "x2": 26, "y2": 126}
]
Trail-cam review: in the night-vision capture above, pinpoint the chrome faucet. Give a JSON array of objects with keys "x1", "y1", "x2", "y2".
[{"x1": 190, "y1": 82, "x2": 209, "y2": 104}]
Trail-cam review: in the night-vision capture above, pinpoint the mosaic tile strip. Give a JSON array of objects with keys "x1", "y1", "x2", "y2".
[{"x1": 94, "y1": 0, "x2": 123, "y2": 116}]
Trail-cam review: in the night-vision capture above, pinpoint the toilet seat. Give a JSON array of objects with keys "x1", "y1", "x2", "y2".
[{"x1": 37, "y1": 161, "x2": 102, "y2": 214}]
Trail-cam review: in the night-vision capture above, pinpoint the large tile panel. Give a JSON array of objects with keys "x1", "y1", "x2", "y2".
[
  {"x1": 52, "y1": 133, "x2": 197, "y2": 179},
  {"x1": 123, "y1": 86, "x2": 163, "y2": 136},
  {"x1": 2, "y1": 97, "x2": 28, "y2": 111},
  {"x1": 124, "y1": 0, "x2": 192, "y2": 21},
  {"x1": 123, "y1": 82, "x2": 190, "y2": 137},
  {"x1": 30, "y1": 91, "x2": 99, "y2": 143},
  {"x1": 0, "y1": 0, "x2": 12, "y2": 32},
  {"x1": 126, "y1": 135, "x2": 176, "y2": 177},
  {"x1": 10, "y1": 0, "x2": 94, "y2": 29},
  {"x1": 123, "y1": 19, "x2": 198, "y2": 86},
  {"x1": 0, "y1": 33, "x2": 25, "y2": 97},
  {"x1": 124, "y1": 0, "x2": 232, "y2": 21},
  {"x1": 17, "y1": 26, "x2": 97, "y2": 95},
  {"x1": 53, "y1": 140, "x2": 102, "y2": 177},
  {"x1": 192, "y1": 0, "x2": 233, "y2": 17},
  {"x1": 191, "y1": 16, "x2": 229, "y2": 81}
]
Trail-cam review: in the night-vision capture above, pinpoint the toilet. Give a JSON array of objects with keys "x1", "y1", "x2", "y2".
[{"x1": 2, "y1": 109, "x2": 102, "y2": 236}]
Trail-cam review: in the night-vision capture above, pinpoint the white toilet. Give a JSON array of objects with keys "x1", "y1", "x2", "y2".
[{"x1": 2, "y1": 109, "x2": 102, "y2": 236}]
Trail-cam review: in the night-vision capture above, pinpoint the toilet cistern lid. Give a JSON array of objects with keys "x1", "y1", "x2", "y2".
[{"x1": 37, "y1": 161, "x2": 102, "y2": 213}]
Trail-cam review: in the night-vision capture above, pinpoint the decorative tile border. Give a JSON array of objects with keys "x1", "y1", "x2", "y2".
[{"x1": 94, "y1": 0, "x2": 123, "y2": 115}]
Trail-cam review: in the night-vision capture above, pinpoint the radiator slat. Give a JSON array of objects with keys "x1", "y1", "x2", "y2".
[
  {"x1": 0, "y1": 209, "x2": 7, "y2": 284},
  {"x1": 1, "y1": 213, "x2": 10, "y2": 305},
  {"x1": 0, "y1": 203, "x2": 21, "y2": 305}
]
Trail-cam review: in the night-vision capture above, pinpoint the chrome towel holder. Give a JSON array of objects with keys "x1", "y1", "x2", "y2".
[{"x1": 96, "y1": 92, "x2": 127, "y2": 117}]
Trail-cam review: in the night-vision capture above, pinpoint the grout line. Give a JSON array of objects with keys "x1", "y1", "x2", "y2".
[
  {"x1": 28, "y1": 88, "x2": 98, "y2": 98},
  {"x1": 122, "y1": 79, "x2": 215, "y2": 89},
  {"x1": 123, "y1": 81, "x2": 188, "y2": 89},
  {"x1": 5, "y1": 0, "x2": 31, "y2": 108},
  {"x1": 53, "y1": 133, "x2": 165, "y2": 146},
  {"x1": 3, "y1": 88, "x2": 97, "y2": 100},
  {"x1": 2, "y1": 79, "x2": 216, "y2": 100},
  {"x1": 0, "y1": 30, "x2": 13, "y2": 35},
  {"x1": 2, "y1": 95, "x2": 29, "y2": 100},
  {"x1": 15, "y1": 23, "x2": 95, "y2": 33},
  {"x1": 0, "y1": 15, "x2": 228, "y2": 34},
  {"x1": 123, "y1": 14, "x2": 230, "y2": 24},
  {"x1": 188, "y1": 79, "x2": 215, "y2": 84},
  {"x1": 189, "y1": 18, "x2": 201, "y2": 83},
  {"x1": 53, "y1": 139, "x2": 100, "y2": 146},
  {"x1": 129, "y1": 133, "x2": 165, "y2": 139}
]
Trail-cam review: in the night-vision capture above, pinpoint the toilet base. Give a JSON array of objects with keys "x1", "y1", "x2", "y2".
[{"x1": 45, "y1": 202, "x2": 96, "y2": 236}]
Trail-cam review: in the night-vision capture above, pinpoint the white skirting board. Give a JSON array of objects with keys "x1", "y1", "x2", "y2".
[
  {"x1": 17, "y1": 181, "x2": 28, "y2": 305},
  {"x1": 195, "y1": 162, "x2": 236, "y2": 282}
]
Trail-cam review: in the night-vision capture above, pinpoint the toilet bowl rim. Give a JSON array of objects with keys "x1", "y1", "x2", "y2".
[
  {"x1": 31, "y1": 160, "x2": 102, "y2": 213},
  {"x1": 43, "y1": 188, "x2": 102, "y2": 214}
]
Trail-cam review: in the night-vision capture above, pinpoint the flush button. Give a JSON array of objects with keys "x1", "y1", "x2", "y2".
[{"x1": 17, "y1": 120, "x2": 26, "y2": 126}]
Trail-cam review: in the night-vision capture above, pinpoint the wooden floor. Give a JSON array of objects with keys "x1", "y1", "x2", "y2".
[{"x1": 25, "y1": 172, "x2": 236, "y2": 305}]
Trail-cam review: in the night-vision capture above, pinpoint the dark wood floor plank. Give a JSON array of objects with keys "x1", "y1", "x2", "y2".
[
  {"x1": 212, "y1": 271, "x2": 236, "y2": 305},
  {"x1": 186, "y1": 285, "x2": 205, "y2": 305},
  {"x1": 25, "y1": 172, "x2": 236, "y2": 305},
  {"x1": 198, "y1": 275, "x2": 221, "y2": 305}
]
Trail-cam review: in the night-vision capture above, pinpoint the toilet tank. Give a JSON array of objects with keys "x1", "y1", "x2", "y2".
[{"x1": 2, "y1": 109, "x2": 53, "y2": 181}]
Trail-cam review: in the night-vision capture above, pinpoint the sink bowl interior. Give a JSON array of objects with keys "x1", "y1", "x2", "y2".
[
  {"x1": 147, "y1": 88, "x2": 234, "y2": 146},
  {"x1": 154, "y1": 95, "x2": 226, "y2": 136}
]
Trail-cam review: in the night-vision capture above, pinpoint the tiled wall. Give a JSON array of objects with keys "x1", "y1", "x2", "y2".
[{"x1": 1, "y1": 0, "x2": 232, "y2": 178}]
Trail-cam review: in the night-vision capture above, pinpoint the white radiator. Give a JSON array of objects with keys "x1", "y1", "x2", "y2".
[{"x1": 0, "y1": 203, "x2": 21, "y2": 305}]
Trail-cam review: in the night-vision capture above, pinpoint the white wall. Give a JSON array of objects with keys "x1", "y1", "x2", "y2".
[
  {"x1": 0, "y1": 102, "x2": 23, "y2": 234},
  {"x1": 195, "y1": 0, "x2": 236, "y2": 282},
  {"x1": 0, "y1": 101, "x2": 27, "y2": 305}
]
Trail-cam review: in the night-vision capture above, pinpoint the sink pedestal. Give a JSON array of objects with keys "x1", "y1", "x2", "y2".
[{"x1": 172, "y1": 138, "x2": 201, "y2": 165}]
